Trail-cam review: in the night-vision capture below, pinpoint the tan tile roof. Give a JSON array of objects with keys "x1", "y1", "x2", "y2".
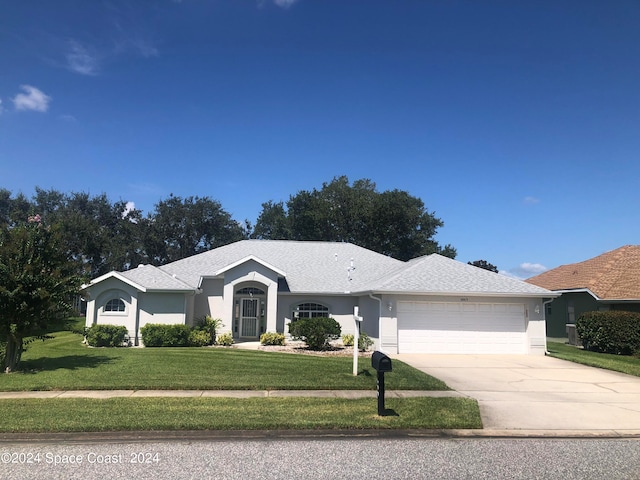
[{"x1": 526, "y1": 245, "x2": 640, "y2": 300}]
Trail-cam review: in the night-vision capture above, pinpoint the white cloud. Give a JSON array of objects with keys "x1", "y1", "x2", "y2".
[
  {"x1": 524, "y1": 196, "x2": 540, "y2": 205},
  {"x1": 0, "y1": 98, "x2": 3, "y2": 114},
  {"x1": 13, "y1": 85, "x2": 51, "y2": 112},
  {"x1": 66, "y1": 41, "x2": 100, "y2": 75},
  {"x1": 122, "y1": 201, "x2": 136, "y2": 218},
  {"x1": 273, "y1": 0, "x2": 299, "y2": 8},
  {"x1": 59, "y1": 114, "x2": 77, "y2": 122},
  {"x1": 501, "y1": 262, "x2": 548, "y2": 279}
]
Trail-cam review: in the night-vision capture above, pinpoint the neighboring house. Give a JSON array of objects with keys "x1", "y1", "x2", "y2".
[
  {"x1": 526, "y1": 245, "x2": 640, "y2": 338},
  {"x1": 84, "y1": 240, "x2": 555, "y2": 355}
]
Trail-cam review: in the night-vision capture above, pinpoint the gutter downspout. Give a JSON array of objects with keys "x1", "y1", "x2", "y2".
[
  {"x1": 543, "y1": 298, "x2": 554, "y2": 355},
  {"x1": 369, "y1": 293, "x2": 383, "y2": 351}
]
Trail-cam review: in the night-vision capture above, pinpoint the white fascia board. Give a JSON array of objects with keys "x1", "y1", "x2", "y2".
[
  {"x1": 277, "y1": 291, "x2": 355, "y2": 297},
  {"x1": 357, "y1": 290, "x2": 561, "y2": 298},
  {"x1": 197, "y1": 275, "x2": 222, "y2": 289},
  {"x1": 145, "y1": 288, "x2": 196, "y2": 294},
  {"x1": 213, "y1": 255, "x2": 287, "y2": 277},
  {"x1": 82, "y1": 271, "x2": 147, "y2": 292}
]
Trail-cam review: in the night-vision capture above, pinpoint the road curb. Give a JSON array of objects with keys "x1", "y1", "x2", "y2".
[{"x1": 2, "y1": 428, "x2": 640, "y2": 444}]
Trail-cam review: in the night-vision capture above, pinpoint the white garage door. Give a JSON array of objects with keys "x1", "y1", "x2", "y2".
[{"x1": 397, "y1": 301, "x2": 526, "y2": 354}]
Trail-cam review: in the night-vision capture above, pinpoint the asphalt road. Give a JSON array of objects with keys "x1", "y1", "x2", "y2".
[{"x1": 1, "y1": 436, "x2": 639, "y2": 479}]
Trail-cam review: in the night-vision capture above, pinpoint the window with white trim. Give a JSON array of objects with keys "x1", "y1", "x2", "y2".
[
  {"x1": 293, "y1": 302, "x2": 330, "y2": 319},
  {"x1": 104, "y1": 298, "x2": 126, "y2": 312}
]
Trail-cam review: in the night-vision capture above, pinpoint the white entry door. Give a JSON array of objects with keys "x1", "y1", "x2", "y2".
[{"x1": 240, "y1": 298, "x2": 259, "y2": 338}]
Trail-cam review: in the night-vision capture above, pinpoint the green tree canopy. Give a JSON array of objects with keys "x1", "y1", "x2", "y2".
[
  {"x1": 252, "y1": 176, "x2": 456, "y2": 261},
  {"x1": 0, "y1": 216, "x2": 84, "y2": 372},
  {"x1": 143, "y1": 195, "x2": 248, "y2": 265}
]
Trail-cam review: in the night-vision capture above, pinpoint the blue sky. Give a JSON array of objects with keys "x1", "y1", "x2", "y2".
[{"x1": 1, "y1": 1, "x2": 639, "y2": 277}]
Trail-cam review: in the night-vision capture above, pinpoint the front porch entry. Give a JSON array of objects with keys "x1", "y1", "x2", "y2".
[{"x1": 234, "y1": 285, "x2": 266, "y2": 339}]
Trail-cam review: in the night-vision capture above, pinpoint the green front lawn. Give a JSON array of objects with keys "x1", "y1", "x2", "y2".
[
  {"x1": 1, "y1": 326, "x2": 448, "y2": 392},
  {"x1": 0, "y1": 397, "x2": 482, "y2": 433},
  {"x1": 547, "y1": 341, "x2": 640, "y2": 377}
]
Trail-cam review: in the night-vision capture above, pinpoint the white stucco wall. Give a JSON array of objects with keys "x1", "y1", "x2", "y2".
[
  {"x1": 195, "y1": 278, "x2": 224, "y2": 322},
  {"x1": 138, "y1": 292, "x2": 188, "y2": 328},
  {"x1": 85, "y1": 277, "x2": 139, "y2": 340}
]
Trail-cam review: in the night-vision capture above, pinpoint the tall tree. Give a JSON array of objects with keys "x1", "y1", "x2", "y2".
[
  {"x1": 144, "y1": 195, "x2": 247, "y2": 265},
  {"x1": 253, "y1": 176, "x2": 456, "y2": 261},
  {"x1": 0, "y1": 216, "x2": 83, "y2": 372},
  {"x1": 251, "y1": 201, "x2": 291, "y2": 240}
]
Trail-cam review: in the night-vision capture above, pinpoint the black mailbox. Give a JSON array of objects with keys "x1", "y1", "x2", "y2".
[
  {"x1": 371, "y1": 351, "x2": 392, "y2": 373},
  {"x1": 371, "y1": 351, "x2": 392, "y2": 416}
]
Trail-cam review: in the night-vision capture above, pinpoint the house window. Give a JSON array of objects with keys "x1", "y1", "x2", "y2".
[
  {"x1": 293, "y1": 302, "x2": 330, "y2": 319},
  {"x1": 104, "y1": 298, "x2": 126, "y2": 312},
  {"x1": 236, "y1": 287, "x2": 265, "y2": 296}
]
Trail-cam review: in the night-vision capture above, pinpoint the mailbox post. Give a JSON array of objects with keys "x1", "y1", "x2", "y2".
[
  {"x1": 371, "y1": 351, "x2": 392, "y2": 416},
  {"x1": 352, "y1": 306, "x2": 363, "y2": 376}
]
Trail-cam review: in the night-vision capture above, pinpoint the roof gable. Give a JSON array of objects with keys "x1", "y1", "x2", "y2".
[
  {"x1": 83, "y1": 271, "x2": 147, "y2": 292},
  {"x1": 119, "y1": 264, "x2": 195, "y2": 292},
  {"x1": 213, "y1": 255, "x2": 287, "y2": 277},
  {"x1": 526, "y1": 245, "x2": 640, "y2": 300},
  {"x1": 364, "y1": 254, "x2": 554, "y2": 296}
]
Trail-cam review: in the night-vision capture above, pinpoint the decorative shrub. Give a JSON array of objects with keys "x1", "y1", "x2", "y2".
[
  {"x1": 188, "y1": 329, "x2": 211, "y2": 347},
  {"x1": 341, "y1": 332, "x2": 373, "y2": 351},
  {"x1": 86, "y1": 324, "x2": 128, "y2": 347},
  {"x1": 289, "y1": 317, "x2": 341, "y2": 350},
  {"x1": 576, "y1": 311, "x2": 640, "y2": 355},
  {"x1": 358, "y1": 332, "x2": 374, "y2": 351},
  {"x1": 342, "y1": 334, "x2": 354, "y2": 347},
  {"x1": 216, "y1": 333, "x2": 234, "y2": 346},
  {"x1": 140, "y1": 324, "x2": 191, "y2": 347},
  {"x1": 193, "y1": 316, "x2": 223, "y2": 346},
  {"x1": 260, "y1": 332, "x2": 286, "y2": 346}
]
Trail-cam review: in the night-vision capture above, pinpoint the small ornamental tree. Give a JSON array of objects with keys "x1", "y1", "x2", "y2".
[
  {"x1": 0, "y1": 215, "x2": 83, "y2": 372},
  {"x1": 289, "y1": 317, "x2": 341, "y2": 350}
]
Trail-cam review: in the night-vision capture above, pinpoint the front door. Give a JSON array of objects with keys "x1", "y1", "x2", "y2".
[{"x1": 240, "y1": 298, "x2": 259, "y2": 338}]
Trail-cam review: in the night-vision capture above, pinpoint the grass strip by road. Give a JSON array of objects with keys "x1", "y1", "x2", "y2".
[
  {"x1": 547, "y1": 341, "x2": 640, "y2": 377},
  {"x1": 2, "y1": 328, "x2": 447, "y2": 392},
  {"x1": 0, "y1": 397, "x2": 482, "y2": 433}
]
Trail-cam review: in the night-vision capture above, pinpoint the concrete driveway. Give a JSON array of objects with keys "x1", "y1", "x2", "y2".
[{"x1": 395, "y1": 354, "x2": 640, "y2": 435}]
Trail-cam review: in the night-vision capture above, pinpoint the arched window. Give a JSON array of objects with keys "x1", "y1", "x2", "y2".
[
  {"x1": 236, "y1": 287, "x2": 265, "y2": 296},
  {"x1": 293, "y1": 302, "x2": 330, "y2": 319},
  {"x1": 104, "y1": 298, "x2": 126, "y2": 312}
]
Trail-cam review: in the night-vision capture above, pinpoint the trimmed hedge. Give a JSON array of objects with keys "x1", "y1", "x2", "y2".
[
  {"x1": 86, "y1": 324, "x2": 128, "y2": 347},
  {"x1": 260, "y1": 332, "x2": 286, "y2": 346},
  {"x1": 576, "y1": 311, "x2": 640, "y2": 355},
  {"x1": 289, "y1": 317, "x2": 341, "y2": 350},
  {"x1": 140, "y1": 324, "x2": 191, "y2": 347}
]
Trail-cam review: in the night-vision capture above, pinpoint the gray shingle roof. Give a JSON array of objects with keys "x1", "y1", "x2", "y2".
[
  {"x1": 362, "y1": 254, "x2": 555, "y2": 296},
  {"x1": 102, "y1": 240, "x2": 553, "y2": 298},
  {"x1": 120, "y1": 264, "x2": 195, "y2": 291},
  {"x1": 160, "y1": 240, "x2": 403, "y2": 293}
]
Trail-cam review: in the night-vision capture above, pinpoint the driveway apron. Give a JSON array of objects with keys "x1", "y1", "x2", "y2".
[{"x1": 394, "y1": 354, "x2": 640, "y2": 433}]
